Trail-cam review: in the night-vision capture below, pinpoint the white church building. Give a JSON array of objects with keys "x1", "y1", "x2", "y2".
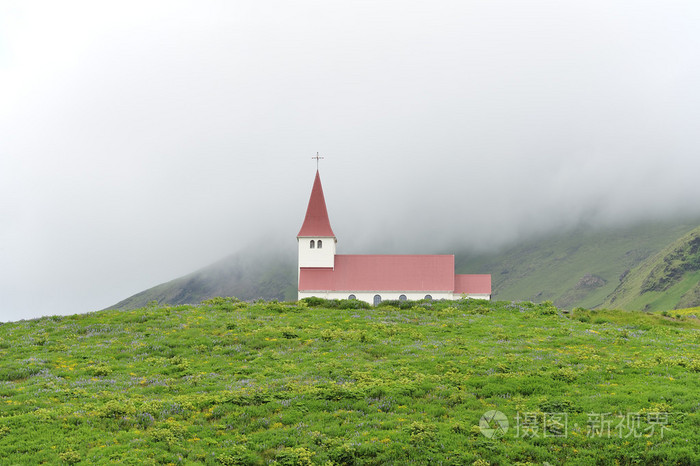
[{"x1": 297, "y1": 170, "x2": 491, "y2": 305}]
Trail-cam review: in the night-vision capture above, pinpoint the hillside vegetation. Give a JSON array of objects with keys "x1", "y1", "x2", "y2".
[
  {"x1": 1, "y1": 298, "x2": 699, "y2": 464},
  {"x1": 457, "y1": 220, "x2": 700, "y2": 310},
  {"x1": 108, "y1": 219, "x2": 700, "y2": 312},
  {"x1": 603, "y1": 226, "x2": 700, "y2": 311}
]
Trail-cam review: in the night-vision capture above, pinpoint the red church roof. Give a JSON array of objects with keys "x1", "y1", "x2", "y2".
[
  {"x1": 454, "y1": 274, "x2": 492, "y2": 295},
  {"x1": 297, "y1": 170, "x2": 336, "y2": 238},
  {"x1": 299, "y1": 255, "x2": 456, "y2": 291}
]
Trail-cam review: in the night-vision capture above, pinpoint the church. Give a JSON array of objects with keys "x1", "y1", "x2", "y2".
[{"x1": 297, "y1": 170, "x2": 491, "y2": 305}]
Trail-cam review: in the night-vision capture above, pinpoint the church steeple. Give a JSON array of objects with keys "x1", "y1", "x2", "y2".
[
  {"x1": 298, "y1": 170, "x2": 336, "y2": 273},
  {"x1": 297, "y1": 170, "x2": 335, "y2": 238}
]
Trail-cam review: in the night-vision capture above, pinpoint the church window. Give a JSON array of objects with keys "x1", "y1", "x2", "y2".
[
  {"x1": 310, "y1": 240, "x2": 315, "y2": 249},
  {"x1": 317, "y1": 240, "x2": 322, "y2": 249},
  {"x1": 424, "y1": 294, "x2": 432, "y2": 301},
  {"x1": 399, "y1": 294, "x2": 407, "y2": 301},
  {"x1": 348, "y1": 294, "x2": 356, "y2": 300},
  {"x1": 373, "y1": 294, "x2": 381, "y2": 306}
]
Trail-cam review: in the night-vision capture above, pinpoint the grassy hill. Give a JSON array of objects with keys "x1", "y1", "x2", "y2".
[
  {"x1": 109, "y1": 218, "x2": 700, "y2": 312},
  {"x1": 1, "y1": 298, "x2": 699, "y2": 464},
  {"x1": 602, "y1": 226, "x2": 700, "y2": 311}
]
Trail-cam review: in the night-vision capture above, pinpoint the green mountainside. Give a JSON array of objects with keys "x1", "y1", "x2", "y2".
[
  {"x1": 1, "y1": 298, "x2": 698, "y2": 464},
  {"x1": 108, "y1": 250, "x2": 297, "y2": 311},
  {"x1": 457, "y1": 220, "x2": 700, "y2": 310},
  {"x1": 109, "y1": 218, "x2": 700, "y2": 312},
  {"x1": 603, "y1": 226, "x2": 700, "y2": 311}
]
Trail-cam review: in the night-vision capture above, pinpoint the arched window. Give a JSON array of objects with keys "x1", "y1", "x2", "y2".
[
  {"x1": 424, "y1": 294, "x2": 432, "y2": 301},
  {"x1": 348, "y1": 294, "x2": 356, "y2": 300},
  {"x1": 310, "y1": 240, "x2": 315, "y2": 249},
  {"x1": 399, "y1": 294, "x2": 407, "y2": 301},
  {"x1": 317, "y1": 240, "x2": 322, "y2": 249},
  {"x1": 373, "y1": 294, "x2": 381, "y2": 306}
]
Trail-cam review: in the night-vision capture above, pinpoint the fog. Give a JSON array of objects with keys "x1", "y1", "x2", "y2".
[{"x1": 2, "y1": 1, "x2": 700, "y2": 321}]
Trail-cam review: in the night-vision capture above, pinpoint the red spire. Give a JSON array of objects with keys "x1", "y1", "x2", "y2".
[{"x1": 297, "y1": 170, "x2": 336, "y2": 237}]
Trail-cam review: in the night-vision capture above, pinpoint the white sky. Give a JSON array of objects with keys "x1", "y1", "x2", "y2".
[{"x1": 2, "y1": 1, "x2": 700, "y2": 321}]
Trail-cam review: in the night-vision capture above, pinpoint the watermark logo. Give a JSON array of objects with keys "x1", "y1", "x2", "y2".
[
  {"x1": 479, "y1": 410, "x2": 509, "y2": 438},
  {"x1": 479, "y1": 411, "x2": 671, "y2": 439}
]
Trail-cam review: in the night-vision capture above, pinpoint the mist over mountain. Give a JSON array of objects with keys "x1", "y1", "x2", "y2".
[
  {"x1": 3, "y1": 2, "x2": 700, "y2": 321},
  {"x1": 108, "y1": 247, "x2": 297, "y2": 311}
]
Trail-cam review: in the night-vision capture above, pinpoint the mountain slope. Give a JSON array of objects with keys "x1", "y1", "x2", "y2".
[
  {"x1": 107, "y1": 249, "x2": 297, "y2": 311},
  {"x1": 456, "y1": 220, "x2": 699, "y2": 309},
  {"x1": 603, "y1": 226, "x2": 700, "y2": 311}
]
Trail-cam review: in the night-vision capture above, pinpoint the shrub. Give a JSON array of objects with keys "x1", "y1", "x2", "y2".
[
  {"x1": 328, "y1": 441, "x2": 356, "y2": 464},
  {"x1": 538, "y1": 301, "x2": 558, "y2": 315},
  {"x1": 59, "y1": 449, "x2": 81, "y2": 465},
  {"x1": 451, "y1": 421, "x2": 467, "y2": 433},
  {"x1": 266, "y1": 302, "x2": 288, "y2": 313},
  {"x1": 406, "y1": 421, "x2": 436, "y2": 444},
  {"x1": 32, "y1": 334, "x2": 48, "y2": 346},
  {"x1": 216, "y1": 445, "x2": 257, "y2": 466},
  {"x1": 338, "y1": 299, "x2": 371, "y2": 310},
  {"x1": 301, "y1": 297, "x2": 326, "y2": 307},
  {"x1": 170, "y1": 355, "x2": 190, "y2": 372},
  {"x1": 553, "y1": 367, "x2": 577, "y2": 382},
  {"x1": 99, "y1": 399, "x2": 133, "y2": 418},
  {"x1": 88, "y1": 363, "x2": 112, "y2": 377},
  {"x1": 150, "y1": 427, "x2": 177, "y2": 444},
  {"x1": 320, "y1": 329, "x2": 337, "y2": 342},
  {"x1": 688, "y1": 359, "x2": 700, "y2": 372},
  {"x1": 275, "y1": 447, "x2": 315, "y2": 466}
]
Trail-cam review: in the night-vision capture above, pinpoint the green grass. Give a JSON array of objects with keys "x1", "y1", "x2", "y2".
[{"x1": 1, "y1": 298, "x2": 699, "y2": 465}]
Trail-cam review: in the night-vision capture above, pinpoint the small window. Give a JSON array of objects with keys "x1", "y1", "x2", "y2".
[
  {"x1": 399, "y1": 294, "x2": 407, "y2": 301},
  {"x1": 348, "y1": 294, "x2": 356, "y2": 300},
  {"x1": 424, "y1": 294, "x2": 432, "y2": 301},
  {"x1": 310, "y1": 240, "x2": 315, "y2": 249},
  {"x1": 373, "y1": 294, "x2": 381, "y2": 306},
  {"x1": 317, "y1": 239, "x2": 322, "y2": 249}
]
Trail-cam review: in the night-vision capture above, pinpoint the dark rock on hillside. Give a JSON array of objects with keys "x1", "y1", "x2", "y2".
[{"x1": 575, "y1": 274, "x2": 606, "y2": 290}]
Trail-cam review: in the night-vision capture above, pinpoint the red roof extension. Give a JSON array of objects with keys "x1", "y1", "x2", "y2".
[
  {"x1": 300, "y1": 254, "x2": 456, "y2": 291},
  {"x1": 454, "y1": 274, "x2": 492, "y2": 295},
  {"x1": 297, "y1": 170, "x2": 336, "y2": 238}
]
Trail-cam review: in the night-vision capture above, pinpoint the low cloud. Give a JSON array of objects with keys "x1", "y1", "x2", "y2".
[{"x1": 2, "y1": 1, "x2": 700, "y2": 321}]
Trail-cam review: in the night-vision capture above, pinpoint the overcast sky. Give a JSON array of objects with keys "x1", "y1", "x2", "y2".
[{"x1": 2, "y1": 1, "x2": 700, "y2": 321}]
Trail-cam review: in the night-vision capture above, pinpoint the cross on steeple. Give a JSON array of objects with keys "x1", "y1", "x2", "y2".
[{"x1": 312, "y1": 152, "x2": 324, "y2": 170}]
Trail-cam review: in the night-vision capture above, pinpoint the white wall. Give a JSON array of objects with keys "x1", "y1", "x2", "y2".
[
  {"x1": 297, "y1": 236, "x2": 336, "y2": 269},
  {"x1": 298, "y1": 290, "x2": 490, "y2": 304}
]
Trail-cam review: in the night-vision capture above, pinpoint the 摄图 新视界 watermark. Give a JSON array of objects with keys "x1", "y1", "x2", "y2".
[{"x1": 479, "y1": 411, "x2": 672, "y2": 439}]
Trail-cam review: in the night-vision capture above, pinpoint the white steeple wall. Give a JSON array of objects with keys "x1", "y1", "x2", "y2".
[{"x1": 298, "y1": 236, "x2": 336, "y2": 269}]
